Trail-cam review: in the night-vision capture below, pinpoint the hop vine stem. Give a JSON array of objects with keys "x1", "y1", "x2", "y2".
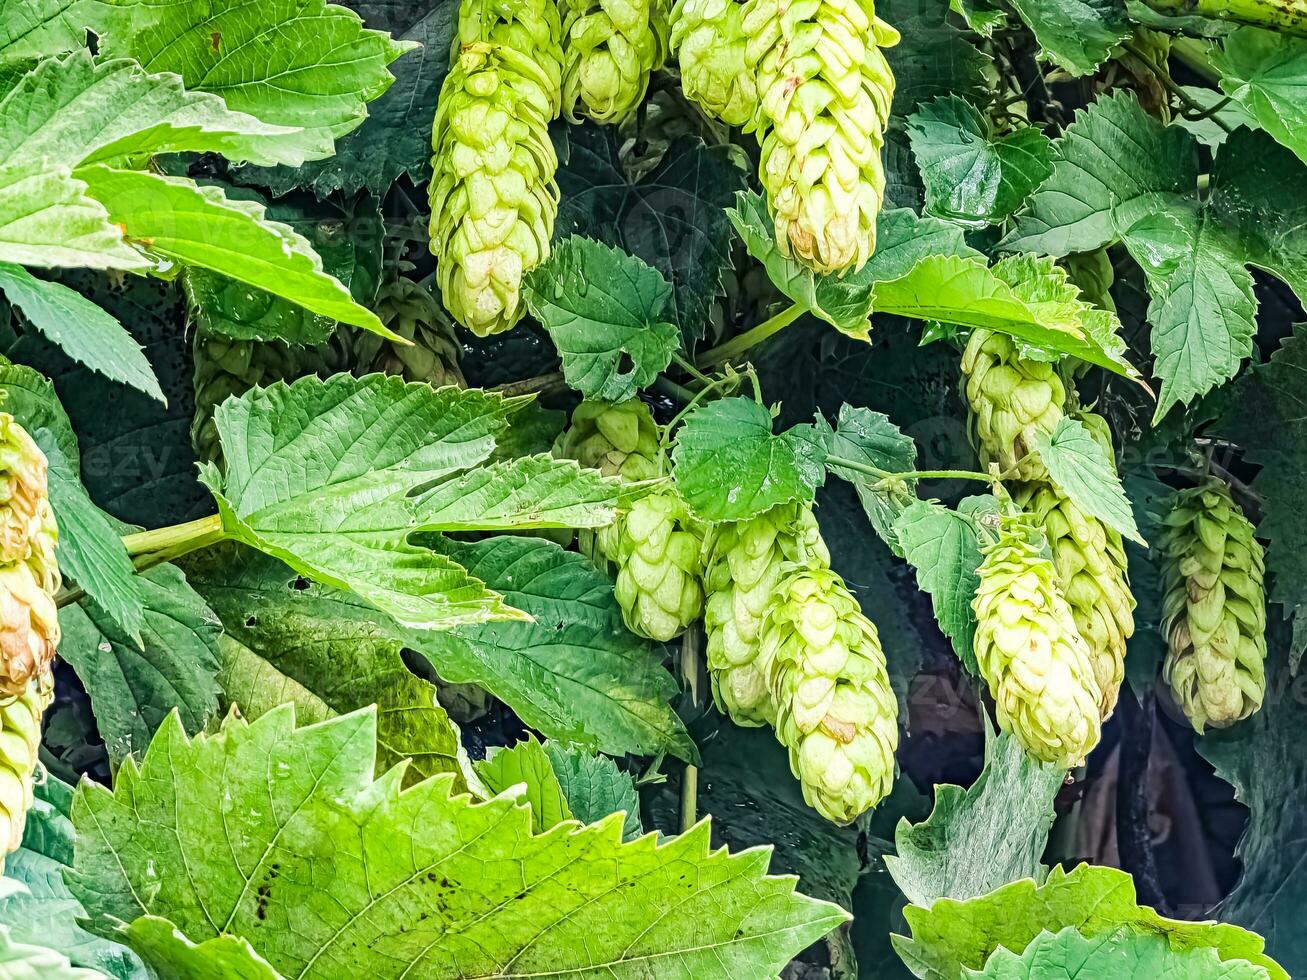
[{"x1": 825, "y1": 455, "x2": 1000, "y2": 486}]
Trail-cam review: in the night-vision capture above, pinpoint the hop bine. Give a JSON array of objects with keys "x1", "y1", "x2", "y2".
[
  {"x1": 702, "y1": 503, "x2": 828, "y2": 726},
  {"x1": 562, "y1": 0, "x2": 669, "y2": 123},
  {"x1": 1161, "y1": 480, "x2": 1267, "y2": 732},
  {"x1": 761, "y1": 565, "x2": 898, "y2": 823},
  {"x1": 961, "y1": 329, "x2": 1067, "y2": 474},
  {"x1": 669, "y1": 0, "x2": 758, "y2": 127},
  {"x1": 744, "y1": 0, "x2": 899, "y2": 275},
  {"x1": 972, "y1": 510, "x2": 1102, "y2": 768},
  {"x1": 430, "y1": 0, "x2": 564, "y2": 336}
]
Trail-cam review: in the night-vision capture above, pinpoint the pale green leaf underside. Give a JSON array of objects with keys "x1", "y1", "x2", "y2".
[
  {"x1": 119, "y1": 918, "x2": 283, "y2": 980},
  {"x1": 70, "y1": 707, "x2": 847, "y2": 979},
  {"x1": 0, "y1": 0, "x2": 88, "y2": 60},
  {"x1": 0, "y1": 924, "x2": 105, "y2": 979}
]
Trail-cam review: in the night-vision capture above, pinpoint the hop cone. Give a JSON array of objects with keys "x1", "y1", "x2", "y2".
[
  {"x1": 1161, "y1": 481, "x2": 1267, "y2": 732},
  {"x1": 1015, "y1": 481, "x2": 1134, "y2": 718},
  {"x1": 669, "y1": 0, "x2": 757, "y2": 127},
  {"x1": 702, "y1": 503, "x2": 829, "y2": 726},
  {"x1": 744, "y1": 0, "x2": 899, "y2": 275},
  {"x1": 0, "y1": 416, "x2": 52, "y2": 565},
  {"x1": 562, "y1": 0, "x2": 668, "y2": 124},
  {"x1": 973, "y1": 511, "x2": 1102, "y2": 768},
  {"x1": 613, "y1": 491, "x2": 705, "y2": 641},
  {"x1": 554, "y1": 399, "x2": 662, "y2": 561},
  {"x1": 0, "y1": 675, "x2": 52, "y2": 865},
  {"x1": 430, "y1": 0, "x2": 563, "y2": 336},
  {"x1": 760, "y1": 566, "x2": 897, "y2": 823},
  {"x1": 961, "y1": 329, "x2": 1067, "y2": 473},
  {"x1": 354, "y1": 274, "x2": 465, "y2": 387}
]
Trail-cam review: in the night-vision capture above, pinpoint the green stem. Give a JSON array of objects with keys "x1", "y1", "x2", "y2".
[
  {"x1": 670, "y1": 352, "x2": 714, "y2": 388},
  {"x1": 122, "y1": 514, "x2": 225, "y2": 561},
  {"x1": 697, "y1": 303, "x2": 804, "y2": 369},
  {"x1": 1125, "y1": 42, "x2": 1233, "y2": 134},
  {"x1": 1141, "y1": 0, "x2": 1307, "y2": 35},
  {"x1": 826, "y1": 455, "x2": 997, "y2": 486},
  {"x1": 652, "y1": 375, "x2": 698, "y2": 404},
  {"x1": 679, "y1": 627, "x2": 702, "y2": 835}
]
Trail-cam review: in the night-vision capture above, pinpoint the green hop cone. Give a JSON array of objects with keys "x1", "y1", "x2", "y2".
[
  {"x1": 961, "y1": 329, "x2": 1067, "y2": 474},
  {"x1": 613, "y1": 491, "x2": 705, "y2": 641},
  {"x1": 1015, "y1": 480, "x2": 1134, "y2": 718},
  {"x1": 430, "y1": 0, "x2": 564, "y2": 336},
  {"x1": 1160, "y1": 481, "x2": 1267, "y2": 732},
  {"x1": 554, "y1": 399, "x2": 662, "y2": 561},
  {"x1": 744, "y1": 0, "x2": 899, "y2": 275},
  {"x1": 761, "y1": 566, "x2": 898, "y2": 823},
  {"x1": 669, "y1": 0, "x2": 757, "y2": 127},
  {"x1": 702, "y1": 503, "x2": 829, "y2": 726},
  {"x1": 973, "y1": 511, "x2": 1102, "y2": 768},
  {"x1": 562, "y1": 0, "x2": 668, "y2": 124},
  {"x1": 0, "y1": 675, "x2": 51, "y2": 866},
  {"x1": 353, "y1": 273, "x2": 466, "y2": 387}
]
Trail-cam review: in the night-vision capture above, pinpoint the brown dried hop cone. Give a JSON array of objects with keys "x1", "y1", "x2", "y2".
[
  {"x1": 1015, "y1": 480, "x2": 1134, "y2": 719},
  {"x1": 1160, "y1": 480, "x2": 1267, "y2": 732},
  {"x1": 761, "y1": 565, "x2": 898, "y2": 823},
  {"x1": 702, "y1": 502, "x2": 829, "y2": 726},
  {"x1": 0, "y1": 674, "x2": 52, "y2": 867},
  {"x1": 961, "y1": 329, "x2": 1067, "y2": 474},
  {"x1": 972, "y1": 510, "x2": 1102, "y2": 768}
]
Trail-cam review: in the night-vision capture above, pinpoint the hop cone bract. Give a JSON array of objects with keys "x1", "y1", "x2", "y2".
[
  {"x1": 669, "y1": 0, "x2": 757, "y2": 127},
  {"x1": 430, "y1": 0, "x2": 563, "y2": 336},
  {"x1": 744, "y1": 0, "x2": 899, "y2": 275},
  {"x1": 0, "y1": 675, "x2": 51, "y2": 866},
  {"x1": 702, "y1": 503, "x2": 829, "y2": 726},
  {"x1": 973, "y1": 511, "x2": 1102, "y2": 768},
  {"x1": 613, "y1": 491, "x2": 705, "y2": 641},
  {"x1": 353, "y1": 274, "x2": 465, "y2": 387},
  {"x1": 961, "y1": 329, "x2": 1067, "y2": 473},
  {"x1": 1015, "y1": 481, "x2": 1134, "y2": 718},
  {"x1": 562, "y1": 0, "x2": 668, "y2": 123},
  {"x1": 1161, "y1": 481, "x2": 1267, "y2": 732},
  {"x1": 761, "y1": 566, "x2": 898, "y2": 823}
]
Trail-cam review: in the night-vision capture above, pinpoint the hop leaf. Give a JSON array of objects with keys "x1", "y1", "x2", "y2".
[
  {"x1": 562, "y1": 0, "x2": 669, "y2": 123},
  {"x1": 669, "y1": 0, "x2": 758, "y2": 127},
  {"x1": 972, "y1": 511, "x2": 1102, "y2": 768},
  {"x1": 744, "y1": 0, "x2": 899, "y2": 274},
  {"x1": 429, "y1": 0, "x2": 565, "y2": 335},
  {"x1": 702, "y1": 502, "x2": 829, "y2": 725},
  {"x1": 761, "y1": 565, "x2": 899, "y2": 823},
  {"x1": 962, "y1": 329, "x2": 1067, "y2": 474},
  {"x1": 1161, "y1": 480, "x2": 1267, "y2": 731},
  {"x1": 1015, "y1": 478, "x2": 1135, "y2": 718}
]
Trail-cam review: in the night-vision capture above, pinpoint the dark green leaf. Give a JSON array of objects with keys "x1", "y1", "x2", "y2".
[
  {"x1": 543, "y1": 742, "x2": 642, "y2": 841},
  {"x1": 1211, "y1": 29, "x2": 1307, "y2": 166},
  {"x1": 825, "y1": 405, "x2": 918, "y2": 553},
  {"x1": 1004, "y1": 0, "x2": 1129, "y2": 75},
  {"x1": 477, "y1": 738, "x2": 573, "y2": 833}
]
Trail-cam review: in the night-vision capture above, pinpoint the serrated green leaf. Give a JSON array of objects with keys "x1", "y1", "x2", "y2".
[
  {"x1": 69, "y1": 707, "x2": 847, "y2": 977},
  {"x1": 971, "y1": 926, "x2": 1271, "y2": 979},
  {"x1": 1211, "y1": 29, "x2": 1307, "y2": 167},
  {"x1": 478, "y1": 738, "x2": 574, "y2": 833},
  {"x1": 39, "y1": 438, "x2": 145, "y2": 643},
  {"x1": 0, "y1": 0, "x2": 89, "y2": 60},
  {"x1": 409, "y1": 535, "x2": 697, "y2": 762},
  {"x1": 886, "y1": 729, "x2": 1063, "y2": 908},
  {"x1": 893, "y1": 497, "x2": 995, "y2": 676},
  {"x1": 1004, "y1": 0, "x2": 1128, "y2": 75},
  {"x1": 186, "y1": 544, "x2": 480, "y2": 792},
  {"x1": 825, "y1": 405, "x2": 918, "y2": 553},
  {"x1": 544, "y1": 742, "x2": 643, "y2": 841},
  {"x1": 118, "y1": 918, "x2": 282, "y2": 980},
  {"x1": 893, "y1": 864, "x2": 1286, "y2": 980},
  {"x1": 0, "y1": 159, "x2": 145, "y2": 270},
  {"x1": 882, "y1": 0, "x2": 991, "y2": 115},
  {"x1": 0, "y1": 51, "x2": 303, "y2": 170},
  {"x1": 59, "y1": 563, "x2": 222, "y2": 760},
  {"x1": 1034, "y1": 418, "x2": 1142, "y2": 542},
  {"x1": 76, "y1": 167, "x2": 390, "y2": 336},
  {"x1": 0, "y1": 262, "x2": 162, "y2": 401},
  {"x1": 93, "y1": 0, "x2": 416, "y2": 158},
  {"x1": 672, "y1": 397, "x2": 829, "y2": 523},
  {"x1": 1004, "y1": 91, "x2": 1199, "y2": 256},
  {"x1": 526, "y1": 236, "x2": 678, "y2": 401},
  {"x1": 908, "y1": 97, "x2": 1053, "y2": 226}
]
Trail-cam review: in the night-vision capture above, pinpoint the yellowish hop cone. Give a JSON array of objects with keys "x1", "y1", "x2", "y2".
[
  {"x1": 613, "y1": 491, "x2": 705, "y2": 641},
  {"x1": 702, "y1": 502, "x2": 829, "y2": 726},
  {"x1": 973, "y1": 511, "x2": 1102, "y2": 768},
  {"x1": 562, "y1": 0, "x2": 668, "y2": 123},
  {"x1": 961, "y1": 329, "x2": 1067, "y2": 474},
  {"x1": 1161, "y1": 481, "x2": 1267, "y2": 732},
  {"x1": 669, "y1": 0, "x2": 758, "y2": 127},
  {"x1": 762, "y1": 565, "x2": 898, "y2": 823}
]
